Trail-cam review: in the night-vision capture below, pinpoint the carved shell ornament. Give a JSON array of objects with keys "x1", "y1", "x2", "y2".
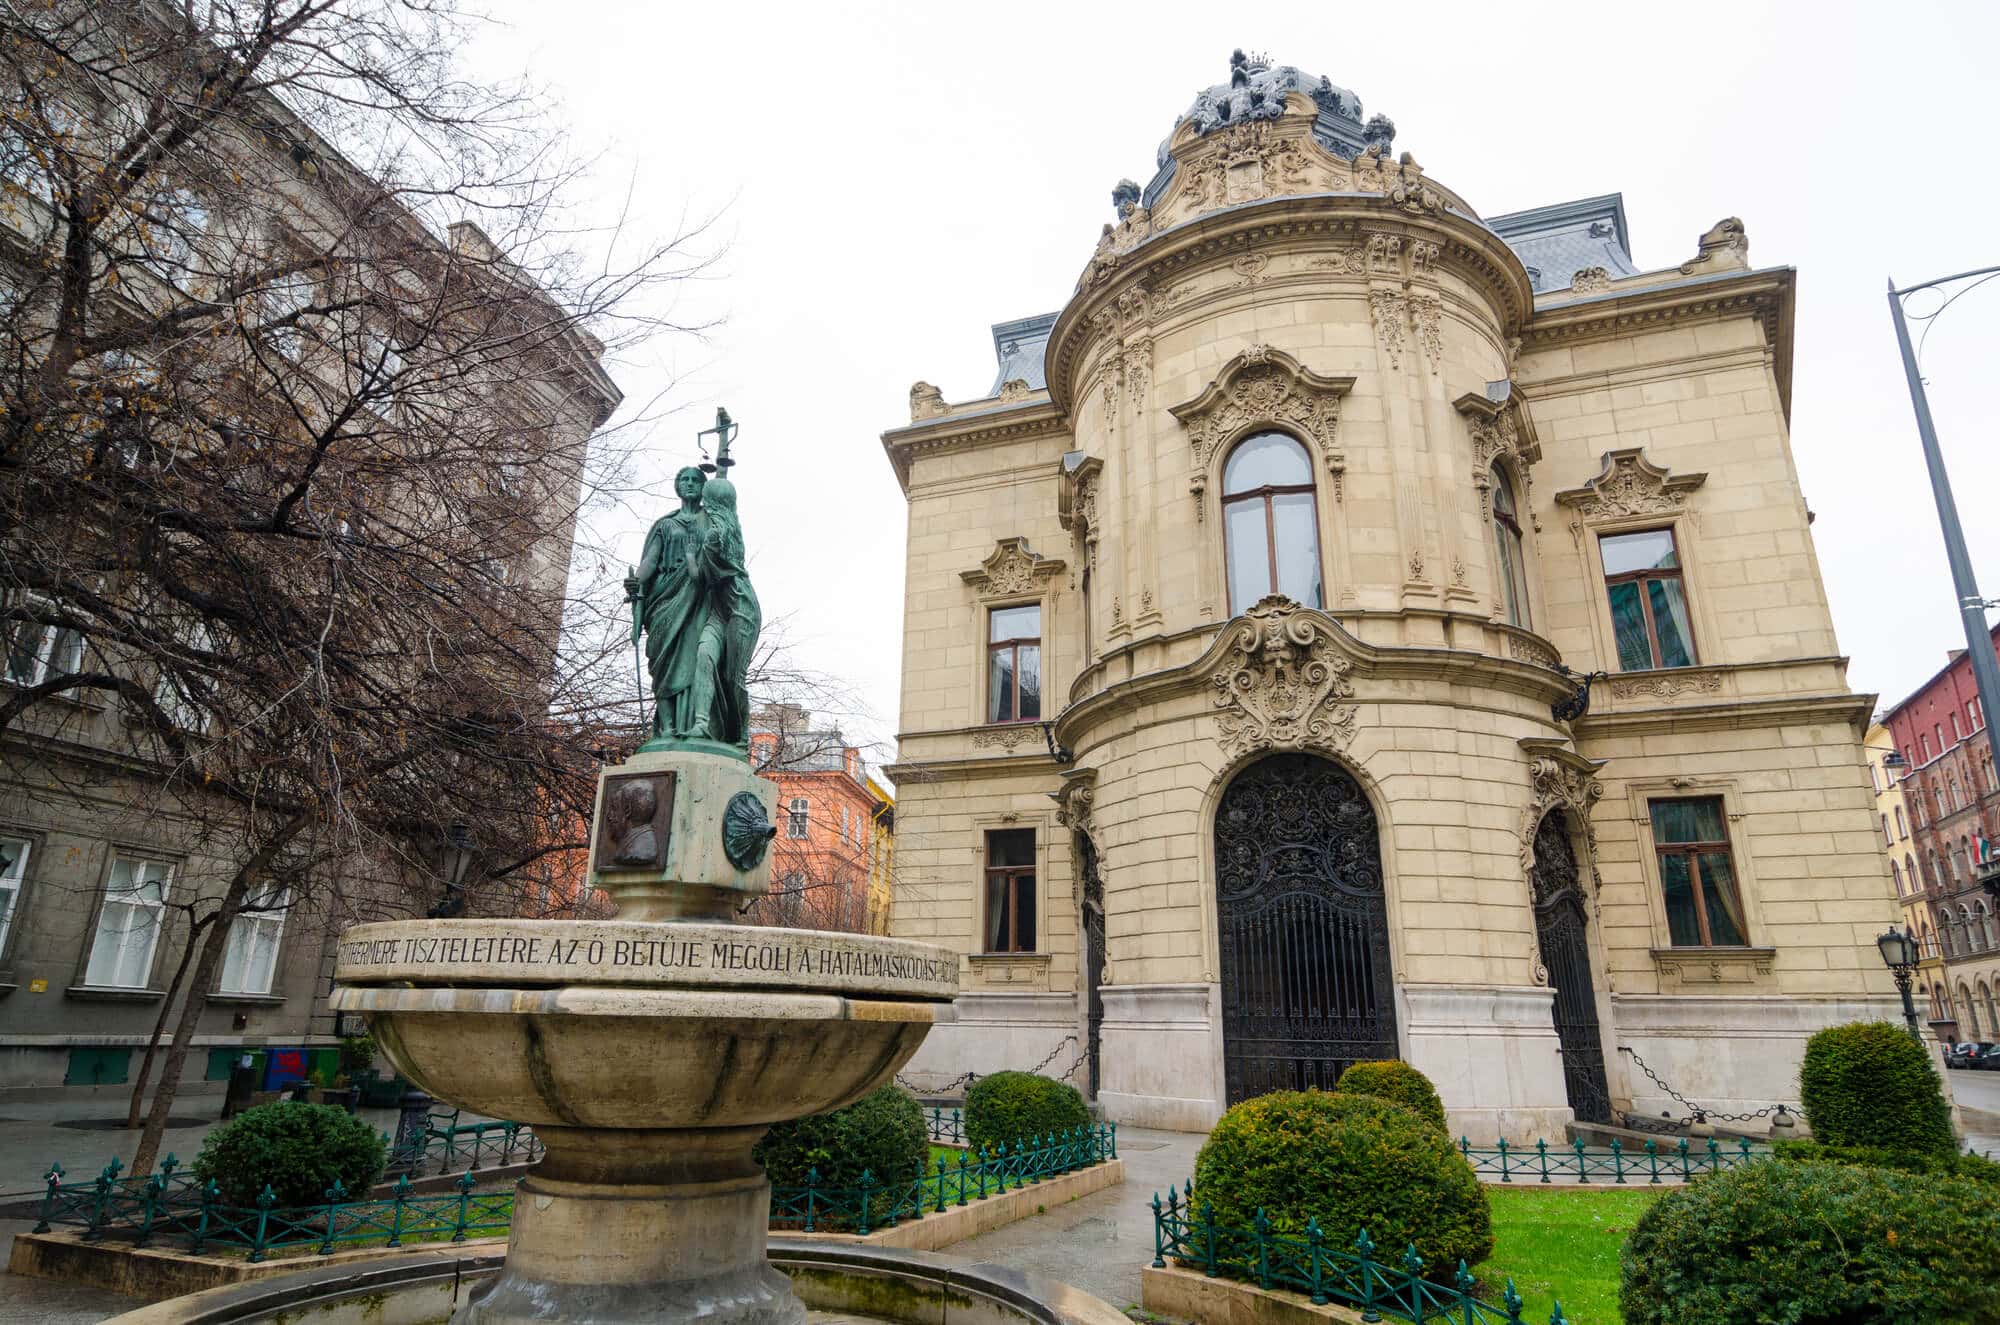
[
  {"x1": 1210, "y1": 596, "x2": 1359, "y2": 758},
  {"x1": 722, "y1": 792, "x2": 777, "y2": 871}
]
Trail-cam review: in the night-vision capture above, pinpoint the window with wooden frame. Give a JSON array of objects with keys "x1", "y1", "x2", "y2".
[
  {"x1": 1221, "y1": 431, "x2": 1322, "y2": 616},
  {"x1": 986, "y1": 604, "x2": 1041, "y2": 724},
  {"x1": 1649, "y1": 797, "x2": 1748, "y2": 947},
  {"x1": 787, "y1": 797, "x2": 809, "y2": 839},
  {"x1": 84, "y1": 855, "x2": 173, "y2": 988},
  {"x1": 982, "y1": 828, "x2": 1036, "y2": 953},
  {"x1": 1491, "y1": 463, "x2": 1531, "y2": 628},
  {"x1": 1599, "y1": 528, "x2": 1696, "y2": 670}
]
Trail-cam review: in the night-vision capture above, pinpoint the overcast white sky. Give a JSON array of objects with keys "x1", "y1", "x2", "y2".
[{"x1": 468, "y1": 1, "x2": 2000, "y2": 759}]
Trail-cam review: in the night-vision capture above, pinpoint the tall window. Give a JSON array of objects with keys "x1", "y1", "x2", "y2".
[
  {"x1": 220, "y1": 887, "x2": 289, "y2": 995},
  {"x1": 1221, "y1": 432, "x2": 1321, "y2": 616},
  {"x1": 1896, "y1": 806, "x2": 1908, "y2": 838},
  {"x1": 0, "y1": 836, "x2": 27, "y2": 956},
  {"x1": 3, "y1": 594, "x2": 84, "y2": 686},
  {"x1": 983, "y1": 829, "x2": 1036, "y2": 953},
  {"x1": 787, "y1": 798, "x2": 809, "y2": 839},
  {"x1": 1601, "y1": 529, "x2": 1695, "y2": 670},
  {"x1": 84, "y1": 856, "x2": 173, "y2": 988},
  {"x1": 1491, "y1": 464, "x2": 1531, "y2": 627},
  {"x1": 1882, "y1": 814, "x2": 1893, "y2": 848},
  {"x1": 1649, "y1": 798, "x2": 1747, "y2": 947},
  {"x1": 987, "y1": 605, "x2": 1041, "y2": 724},
  {"x1": 1891, "y1": 859, "x2": 1903, "y2": 895}
]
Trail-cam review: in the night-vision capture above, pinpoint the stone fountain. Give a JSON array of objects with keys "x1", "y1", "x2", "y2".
[{"x1": 329, "y1": 411, "x2": 958, "y2": 1324}]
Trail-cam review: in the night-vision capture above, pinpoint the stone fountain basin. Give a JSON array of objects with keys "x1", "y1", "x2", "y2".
[{"x1": 329, "y1": 919, "x2": 958, "y2": 1130}]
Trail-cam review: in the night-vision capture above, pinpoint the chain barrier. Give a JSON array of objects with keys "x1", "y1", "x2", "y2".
[
  {"x1": 1620, "y1": 1047, "x2": 1797, "y2": 1126},
  {"x1": 896, "y1": 1035, "x2": 1088, "y2": 1096}
]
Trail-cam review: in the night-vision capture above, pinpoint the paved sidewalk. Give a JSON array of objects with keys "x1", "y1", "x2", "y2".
[{"x1": 934, "y1": 1125, "x2": 1201, "y2": 1312}]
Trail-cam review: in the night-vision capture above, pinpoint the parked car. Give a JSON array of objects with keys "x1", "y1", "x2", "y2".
[
  {"x1": 1972, "y1": 1041, "x2": 2000, "y2": 1070},
  {"x1": 1946, "y1": 1042, "x2": 1979, "y2": 1069}
]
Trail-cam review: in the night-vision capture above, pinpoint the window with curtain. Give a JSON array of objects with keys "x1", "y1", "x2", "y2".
[
  {"x1": 1600, "y1": 529, "x2": 1695, "y2": 670},
  {"x1": 85, "y1": 856, "x2": 173, "y2": 988},
  {"x1": 219, "y1": 887, "x2": 289, "y2": 995},
  {"x1": 1491, "y1": 464, "x2": 1531, "y2": 627},
  {"x1": 1649, "y1": 797, "x2": 1747, "y2": 947},
  {"x1": 1221, "y1": 432, "x2": 1321, "y2": 616},
  {"x1": 987, "y1": 604, "x2": 1041, "y2": 724},
  {"x1": 0, "y1": 836, "x2": 28, "y2": 957},
  {"x1": 983, "y1": 828, "x2": 1036, "y2": 953}
]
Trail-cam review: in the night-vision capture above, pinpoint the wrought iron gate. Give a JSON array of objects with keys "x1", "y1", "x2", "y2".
[
  {"x1": 1530, "y1": 811, "x2": 1612, "y2": 1123},
  {"x1": 1077, "y1": 831, "x2": 1106, "y2": 1098},
  {"x1": 1214, "y1": 753, "x2": 1397, "y2": 1104}
]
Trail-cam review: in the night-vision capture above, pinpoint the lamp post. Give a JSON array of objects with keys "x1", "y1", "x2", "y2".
[
  {"x1": 427, "y1": 823, "x2": 476, "y2": 919},
  {"x1": 1876, "y1": 925, "x2": 1924, "y2": 1043},
  {"x1": 1888, "y1": 269, "x2": 2000, "y2": 811}
]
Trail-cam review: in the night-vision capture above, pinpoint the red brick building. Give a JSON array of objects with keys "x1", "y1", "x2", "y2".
[
  {"x1": 747, "y1": 704, "x2": 886, "y2": 934},
  {"x1": 1881, "y1": 625, "x2": 2000, "y2": 1040}
]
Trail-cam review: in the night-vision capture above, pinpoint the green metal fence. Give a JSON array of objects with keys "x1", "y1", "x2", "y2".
[
  {"x1": 768, "y1": 1122, "x2": 1116, "y2": 1234},
  {"x1": 1456, "y1": 1135, "x2": 1764, "y2": 1183},
  {"x1": 33, "y1": 1120, "x2": 1116, "y2": 1258},
  {"x1": 1153, "y1": 1179, "x2": 1573, "y2": 1325}
]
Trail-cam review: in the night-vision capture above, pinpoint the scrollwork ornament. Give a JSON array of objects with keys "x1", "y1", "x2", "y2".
[{"x1": 1209, "y1": 596, "x2": 1359, "y2": 759}]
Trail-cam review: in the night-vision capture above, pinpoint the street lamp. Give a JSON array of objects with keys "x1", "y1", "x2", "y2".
[
  {"x1": 1888, "y1": 267, "x2": 2000, "y2": 801},
  {"x1": 1876, "y1": 924, "x2": 1924, "y2": 1043},
  {"x1": 427, "y1": 823, "x2": 476, "y2": 918}
]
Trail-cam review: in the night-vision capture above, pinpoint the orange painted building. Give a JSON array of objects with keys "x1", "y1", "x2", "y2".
[{"x1": 747, "y1": 705, "x2": 887, "y2": 933}]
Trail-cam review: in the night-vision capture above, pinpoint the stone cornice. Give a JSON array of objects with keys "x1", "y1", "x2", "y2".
[
  {"x1": 1575, "y1": 689, "x2": 1873, "y2": 739},
  {"x1": 1521, "y1": 266, "x2": 1796, "y2": 421},
  {"x1": 1044, "y1": 195, "x2": 1536, "y2": 416},
  {"x1": 879, "y1": 401, "x2": 1068, "y2": 492}
]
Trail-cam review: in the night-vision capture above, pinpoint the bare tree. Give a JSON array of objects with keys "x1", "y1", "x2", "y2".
[{"x1": 0, "y1": 1, "x2": 705, "y2": 1171}]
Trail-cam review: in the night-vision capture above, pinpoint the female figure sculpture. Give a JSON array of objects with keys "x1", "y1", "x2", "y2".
[{"x1": 624, "y1": 413, "x2": 760, "y2": 752}]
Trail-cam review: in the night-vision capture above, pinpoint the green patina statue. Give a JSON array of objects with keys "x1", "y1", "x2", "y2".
[{"x1": 624, "y1": 409, "x2": 762, "y2": 754}]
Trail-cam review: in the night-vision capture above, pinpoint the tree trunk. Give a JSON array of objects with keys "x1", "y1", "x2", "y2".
[
  {"x1": 125, "y1": 912, "x2": 211, "y2": 1128},
  {"x1": 131, "y1": 816, "x2": 308, "y2": 1175}
]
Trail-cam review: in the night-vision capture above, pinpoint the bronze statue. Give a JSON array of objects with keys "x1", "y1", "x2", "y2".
[{"x1": 625, "y1": 410, "x2": 761, "y2": 752}]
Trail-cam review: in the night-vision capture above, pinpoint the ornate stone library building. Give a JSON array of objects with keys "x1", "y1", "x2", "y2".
[{"x1": 881, "y1": 54, "x2": 1899, "y2": 1137}]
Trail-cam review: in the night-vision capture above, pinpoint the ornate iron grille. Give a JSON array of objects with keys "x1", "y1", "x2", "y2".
[
  {"x1": 1214, "y1": 753, "x2": 1397, "y2": 1104},
  {"x1": 1530, "y1": 810, "x2": 1612, "y2": 1123},
  {"x1": 1077, "y1": 830, "x2": 1106, "y2": 1099}
]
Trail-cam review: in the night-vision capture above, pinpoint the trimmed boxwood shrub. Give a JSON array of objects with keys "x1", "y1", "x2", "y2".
[
  {"x1": 192, "y1": 1100, "x2": 387, "y2": 1208},
  {"x1": 754, "y1": 1084, "x2": 928, "y2": 1190},
  {"x1": 1193, "y1": 1090, "x2": 1492, "y2": 1272},
  {"x1": 963, "y1": 1071, "x2": 1090, "y2": 1154},
  {"x1": 1335, "y1": 1060, "x2": 1448, "y2": 1135},
  {"x1": 1771, "y1": 1138, "x2": 2000, "y2": 1184},
  {"x1": 1620, "y1": 1159, "x2": 2000, "y2": 1325},
  {"x1": 1798, "y1": 1021, "x2": 1954, "y2": 1156}
]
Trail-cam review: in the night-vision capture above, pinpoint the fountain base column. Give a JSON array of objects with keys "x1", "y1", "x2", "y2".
[{"x1": 455, "y1": 1125, "x2": 803, "y2": 1325}]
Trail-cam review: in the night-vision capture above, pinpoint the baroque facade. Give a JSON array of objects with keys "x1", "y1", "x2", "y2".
[{"x1": 882, "y1": 54, "x2": 1898, "y2": 1137}]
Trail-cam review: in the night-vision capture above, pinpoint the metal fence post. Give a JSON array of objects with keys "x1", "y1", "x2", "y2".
[
  {"x1": 1252, "y1": 1208, "x2": 1272, "y2": 1290},
  {"x1": 1610, "y1": 1137, "x2": 1625, "y2": 1184},
  {"x1": 1536, "y1": 1139, "x2": 1550, "y2": 1184},
  {"x1": 85, "y1": 1160, "x2": 120, "y2": 1242},
  {"x1": 320, "y1": 1180, "x2": 347, "y2": 1255},
  {"x1": 33, "y1": 1162, "x2": 62, "y2": 1234},
  {"x1": 250, "y1": 1185, "x2": 276, "y2": 1263},
  {"x1": 1151, "y1": 1191, "x2": 1167, "y2": 1269},
  {"x1": 955, "y1": 1151, "x2": 970, "y2": 1208},
  {"x1": 1454, "y1": 1260, "x2": 1478, "y2": 1325},
  {"x1": 191, "y1": 1181, "x2": 217, "y2": 1255},
  {"x1": 135, "y1": 1173, "x2": 164, "y2": 1249},
  {"x1": 1306, "y1": 1217, "x2": 1327, "y2": 1305},
  {"x1": 1503, "y1": 1279, "x2": 1526, "y2": 1325},
  {"x1": 857, "y1": 1170, "x2": 875, "y2": 1236},
  {"x1": 451, "y1": 1172, "x2": 474, "y2": 1243},
  {"x1": 388, "y1": 1175, "x2": 411, "y2": 1248},
  {"x1": 803, "y1": 1166, "x2": 819, "y2": 1234},
  {"x1": 1644, "y1": 1139, "x2": 1661, "y2": 1184},
  {"x1": 935, "y1": 1155, "x2": 948, "y2": 1213},
  {"x1": 1199, "y1": 1201, "x2": 1218, "y2": 1278},
  {"x1": 1354, "y1": 1228, "x2": 1381, "y2": 1323},
  {"x1": 1496, "y1": 1136, "x2": 1512, "y2": 1183}
]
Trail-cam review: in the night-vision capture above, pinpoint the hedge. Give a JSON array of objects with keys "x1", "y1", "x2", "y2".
[
  {"x1": 754, "y1": 1084, "x2": 928, "y2": 1190},
  {"x1": 1335, "y1": 1060, "x2": 1448, "y2": 1135},
  {"x1": 963, "y1": 1071, "x2": 1089, "y2": 1155},
  {"x1": 1797, "y1": 1021, "x2": 1955, "y2": 1156},
  {"x1": 191, "y1": 1101, "x2": 387, "y2": 1208}
]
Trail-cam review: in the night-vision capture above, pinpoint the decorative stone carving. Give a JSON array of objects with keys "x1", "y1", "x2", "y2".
[
  {"x1": 1306, "y1": 249, "x2": 1367, "y2": 275},
  {"x1": 1409, "y1": 291, "x2": 1444, "y2": 373},
  {"x1": 1553, "y1": 448, "x2": 1708, "y2": 530},
  {"x1": 972, "y1": 725, "x2": 1043, "y2": 751},
  {"x1": 1058, "y1": 454, "x2": 1104, "y2": 571},
  {"x1": 1170, "y1": 345, "x2": 1355, "y2": 516},
  {"x1": 960, "y1": 537, "x2": 1066, "y2": 597},
  {"x1": 1505, "y1": 634, "x2": 1561, "y2": 669},
  {"x1": 1364, "y1": 232, "x2": 1402, "y2": 276},
  {"x1": 1409, "y1": 240, "x2": 1440, "y2": 278},
  {"x1": 1207, "y1": 596, "x2": 1359, "y2": 759},
  {"x1": 909, "y1": 381, "x2": 947, "y2": 421},
  {"x1": 1607, "y1": 670, "x2": 1723, "y2": 700},
  {"x1": 1455, "y1": 385, "x2": 1544, "y2": 525},
  {"x1": 1518, "y1": 740, "x2": 1608, "y2": 890},
  {"x1": 998, "y1": 378, "x2": 1032, "y2": 403},
  {"x1": 1368, "y1": 289, "x2": 1408, "y2": 370},
  {"x1": 1568, "y1": 266, "x2": 1611, "y2": 294},
  {"x1": 1678, "y1": 217, "x2": 1749, "y2": 276},
  {"x1": 1055, "y1": 770, "x2": 1097, "y2": 840}
]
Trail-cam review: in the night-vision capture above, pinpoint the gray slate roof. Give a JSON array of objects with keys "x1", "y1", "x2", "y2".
[
  {"x1": 989, "y1": 313, "x2": 1057, "y2": 394},
  {"x1": 1485, "y1": 194, "x2": 1639, "y2": 295}
]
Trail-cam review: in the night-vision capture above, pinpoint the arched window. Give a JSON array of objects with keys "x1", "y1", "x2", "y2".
[
  {"x1": 1906, "y1": 853, "x2": 1918, "y2": 893},
  {"x1": 1984, "y1": 982, "x2": 1998, "y2": 1035},
  {"x1": 1961, "y1": 984, "x2": 1981, "y2": 1038},
  {"x1": 1222, "y1": 431, "x2": 1322, "y2": 616},
  {"x1": 1491, "y1": 464, "x2": 1530, "y2": 628},
  {"x1": 1890, "y1": 859, "x2": 1903, "y2": 894}
]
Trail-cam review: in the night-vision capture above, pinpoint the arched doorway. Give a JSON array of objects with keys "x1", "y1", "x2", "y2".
[
  {"x1": 1529, "y1": 810, "x2": 1611, "y2": 1123},
  {"x1": 1214, "y1": 752, "x2": 1397, "y2": 1104}
]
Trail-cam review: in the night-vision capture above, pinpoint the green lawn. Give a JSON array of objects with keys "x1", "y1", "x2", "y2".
[
  {"x1": 1477, "y1": 1186, "x2": 1661, "y2": 1325},
  {"x1": 928, "y1": 1143, "x2": 967, "y2": 1169}
]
